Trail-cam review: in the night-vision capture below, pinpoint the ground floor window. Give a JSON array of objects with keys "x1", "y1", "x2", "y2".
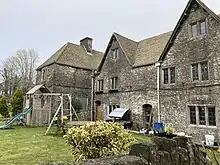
[
  {"x1": 188, "y1": 105, "x2": 216, "y2": 126},
  {"x1": 109, "y1": 105, "x2": 120, "y2": 114}
]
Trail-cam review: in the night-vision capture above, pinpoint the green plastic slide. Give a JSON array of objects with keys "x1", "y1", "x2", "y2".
[{"x1": 0, "y1": 107, "x2": 32, "y2": 129}]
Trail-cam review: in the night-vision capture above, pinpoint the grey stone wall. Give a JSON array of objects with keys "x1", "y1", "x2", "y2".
[
  {"x1": 95, "y1": 39, "x2": 158, "y2": 125},
  {"x1": 160, "y1": 3, "x2": 220, "y2": 141},
  {"x1": 36, "y1": 63, "x2": 92, "y2": 119}
]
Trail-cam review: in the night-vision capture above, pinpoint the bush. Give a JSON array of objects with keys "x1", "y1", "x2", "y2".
[
  {"x1": 72, "y1": 98, "x2": 82, "y2": 113},
  {"x1": 64, "y1": 121, "x2": 136, "y2": 161},
  {"x1": 0, "y1": 96, "x2": 9, "y2": 117},
  {"x1": 11, "y1": 89, "x2": 24, "y2": 116}
]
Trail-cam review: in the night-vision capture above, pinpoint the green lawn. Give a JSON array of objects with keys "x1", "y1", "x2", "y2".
[
  {"x1": 0, "y1": 126, "x2": 219, "y2": 165},
  {"x1": 0, "y1": 126, "x2": 74, "y2": 165}
]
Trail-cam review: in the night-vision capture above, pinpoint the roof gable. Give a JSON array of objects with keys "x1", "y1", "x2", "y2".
[
  {"x1": 97, "y1": 33, "x2": 138, "y2": 72},
  {"x1": 159, "y1": 0, "x2": 220, "y2": 61}
]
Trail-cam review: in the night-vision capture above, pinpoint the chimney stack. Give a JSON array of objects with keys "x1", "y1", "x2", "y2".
[{"x1": 80, "y1": 37, "x2": 93, "y2": 53}]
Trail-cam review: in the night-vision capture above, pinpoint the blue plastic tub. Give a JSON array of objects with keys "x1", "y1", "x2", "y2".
[{"x1": 153, "y1": 122, "x2": 164, "y2": 132}]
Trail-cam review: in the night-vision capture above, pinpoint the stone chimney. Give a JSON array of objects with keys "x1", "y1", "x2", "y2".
[{"x1": 80, "y1": 37, "x2": 93, "y2": 53}]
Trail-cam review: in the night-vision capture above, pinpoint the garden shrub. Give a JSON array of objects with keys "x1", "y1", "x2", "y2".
[
  {"x1": 0, "y1": 96, "x2": 9, "y2": 117},
  {"x1": 64, "y1": 121, "x2": 136, "y2": 161},
  {"x1": 11, "y1": 89, "x2": 24, "y2": 116}
]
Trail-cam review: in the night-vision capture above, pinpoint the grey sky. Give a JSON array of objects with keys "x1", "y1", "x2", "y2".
[{"x1": 0, "y1": 0, "x2": 220, "y2": 65}]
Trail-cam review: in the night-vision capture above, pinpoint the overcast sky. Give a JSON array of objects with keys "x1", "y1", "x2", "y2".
[{"x1": 0, "y1": 0, "x2": 220, "y2": 65}]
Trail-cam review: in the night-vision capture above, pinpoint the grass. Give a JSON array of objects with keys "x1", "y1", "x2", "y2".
[
  {"x1": 0, "y1": 125, "x2": 219, "y2": 165},
  {"x1": 0, "y1": 126, "x2": 74, "y2": 165}
]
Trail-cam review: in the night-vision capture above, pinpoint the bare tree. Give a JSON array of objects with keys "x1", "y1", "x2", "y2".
[{"x1": 0, "y1": 49, "x2": 39, "y2": 96}]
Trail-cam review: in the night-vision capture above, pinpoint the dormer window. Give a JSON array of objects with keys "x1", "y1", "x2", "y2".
[
  {"x1": 190, "y1": 20, "x2": 207, "y2": 37},
  {"x1": 111, "y1": 48, "x2": 119, "y2": 59}
]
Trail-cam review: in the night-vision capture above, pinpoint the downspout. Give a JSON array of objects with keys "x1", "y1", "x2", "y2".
[
  {"x1": 91, "y1": 70, "x2": 95, "y2": 121},
  {"x1": 155, "y1": 62, "x2": 161, "y2": 122}
]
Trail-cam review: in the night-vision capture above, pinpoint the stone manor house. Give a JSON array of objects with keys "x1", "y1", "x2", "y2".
[{"x1": 36, "y1": 0, "x2": 220, "y2": 141}]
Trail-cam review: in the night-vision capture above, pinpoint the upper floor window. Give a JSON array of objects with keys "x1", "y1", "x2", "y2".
[
  {"x1": 200, "y1": 21, "x2": 207, "y2": 35},
  {"x1": 189, "y1": 105, "x2": 216, "y2": 126},
  {"x1": 41, "y1": 69, "x2": 47, "y2": 81},
  {"x1": 110, "y1": 77, "x2": 118, "y2": 90},
  {"x1": 111, "y1": 48, "x2": 119, "y2": 59},
  {"x1": 96, "y1": 79, "x2": 104, "y2": 92},
  {"x1": 191, "y1": 61, "x2": 208, "y2": 81},
  {"x1": 190, "y1": 20, "x2": 207, "y2": 37},
  {"x1": 162, "y1": 67, "x2": 175, "y2": 84}
]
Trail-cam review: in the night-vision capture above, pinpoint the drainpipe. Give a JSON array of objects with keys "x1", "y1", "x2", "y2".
[
  {"x1": 155, "y1": 62, "x2": 161, "y2": 122},
  {"x1": 91, "y1": 70, "x2": 95, "y2": 121}
]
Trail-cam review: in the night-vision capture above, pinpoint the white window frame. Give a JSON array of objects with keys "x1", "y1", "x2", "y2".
[{"x1": 188, "y1": 105, "x2": 216, "y2": 127}]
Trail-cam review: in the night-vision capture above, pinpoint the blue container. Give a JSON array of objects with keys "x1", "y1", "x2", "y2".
[{"x1": 153, "y1": 122, "x2": 164, "y2": 132}]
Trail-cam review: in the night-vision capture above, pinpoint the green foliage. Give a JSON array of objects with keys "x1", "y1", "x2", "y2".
[
  {"x1": 64, "y1": 121, "x2": 136, "y2": 161},
  {"x1": 72, "y1": 98, "x2": 82, "y2": 113},
  {"x1": 0, "y1": 96, "x2": 9, "y2": 117},
  {"x1": 11, "y1": 89, "x2": 24, "y2": 116}
]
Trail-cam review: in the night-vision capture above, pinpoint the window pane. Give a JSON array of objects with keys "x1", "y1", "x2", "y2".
[
  {"x1": 191, "y1": 23, "x2": 198, "y2": 37},
  {"x1": 163, "y1": 68, "x2": 169, "y2": 84},
  {"x1": 170, "y1": 67, "x2": 175, "y2": 84},
  {"x1": 201, "y1": 61, "x2": 208, "y2": 81},
  {"x1": 208, "y1": 107, "x2": 216, "y2": 126},
  {"x1": 189, "y1": 106, "x2": 196, "y2": 125},
  {"x1": 115, "y1": 77, "x2": 118, "y2": 89},
  {"x1": 116, "y1": 48, "x2": 119, "y2": 58},
  {"x1": 192, "y1": 64, "x2": 199, "y2": 81},
  {"x1": 199, "y1": 106, "x2": 206, "y2": 125},
  {"x1": 112, "y1": 50, "x2": 116, "y2": 59},
  {"x1": 109, "y1": 106, "x2": 112, "y2": 114},
  {"x1": 200, "y1": 21, "x2": 206, "y2": 35}
]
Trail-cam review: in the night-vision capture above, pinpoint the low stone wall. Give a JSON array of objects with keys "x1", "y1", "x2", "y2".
[
  {"x1": 39, "y1": 136, "x2": 211, "y2": 165},
  {"x1": 130, "y1": 136, "x2": 211, "y2": 165}
]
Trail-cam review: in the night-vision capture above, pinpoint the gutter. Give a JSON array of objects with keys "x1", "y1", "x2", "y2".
[{"x1": 155, "y1": 62, "x2": 161, "y2": 122}]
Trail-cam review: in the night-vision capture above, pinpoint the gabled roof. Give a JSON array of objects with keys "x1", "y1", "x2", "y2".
[
  {"x1": 26, "y1": 84, "x2": 50, "y2": 94},
  {"x1": 37, "y1": 42, "x2": 103, "y2": 70},
  {"x1": 114, "y1": 33, "x2": 138, "y2": 65},
  {"x1": 159, "y1": 0, "x2": 220, "y2": 61},
  {"x1": 98, "y1": 31, "x2": 172, "y2": 71}
]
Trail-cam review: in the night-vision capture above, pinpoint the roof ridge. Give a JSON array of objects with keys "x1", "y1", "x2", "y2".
[
  {"x1": 138, "y1": 31, "x2": 173, "y2": 43},
  {"x1": 55, "y1": 43, "x2": 69, "y2": 62},
  {"x1": 113, "y1": 32, "x2": 138, "y2": 43}
]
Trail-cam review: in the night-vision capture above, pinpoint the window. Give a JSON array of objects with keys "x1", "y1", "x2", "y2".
[
  {"x1": 96, "y1": 79, "x2": 104, "y2": 92},
  {"x1": 188, "y1": 105, "x2": 216, "y2": 126},
  {"x1": 200, "y1": 21, "x2": 207, "y2": 35},
  {"x1": 109, "y1": 105, "x2": 120, "y2": 114},
  {"x1": 198, "y1": 106, "x2": 206, "y2": 125},
  {"x1": 208, "y1": 107, "x2": 216, "y2": 126},
  {"x1": 41, "y1": 69, "x2": 47, "y2": 81},
  {"x1": 110, "y1": 77, "x2": 118, "y2": 90},
  {"x1": 191, "y1": 61, "x2": 208, "y2": 81},
  {"x1": 192, "y1": 64, "x2": 199, "y2": 81},
  {"x1": 189, "y1": 106, "x2": 196, "y2": 125},
  {"x1": 191, "y1": 23, "x2": 198, "y2": 37},
  {"x1": 190, "y1": 20, "x2": 207, "y2": 37},
  {"x1": 163, "y1": 67, "x2": 175, "y2": 84},
  {"x1": 111, "y1": 48, "x2": 119, "y2": 59},
  {"x1": 201, "y1": 61, "x2": 209, "y2": 81}
]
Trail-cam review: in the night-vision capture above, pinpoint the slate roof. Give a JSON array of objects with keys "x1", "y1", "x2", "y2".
[
  {"x1": 37, "y1": 42, "x2": 103, "y2": 70},
  {"x1": 114, "y1": 33, "x2": 138, "y2": 65},
  {"x1": 134, "y1": 32, "x2": 172, "y2": 67}
]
